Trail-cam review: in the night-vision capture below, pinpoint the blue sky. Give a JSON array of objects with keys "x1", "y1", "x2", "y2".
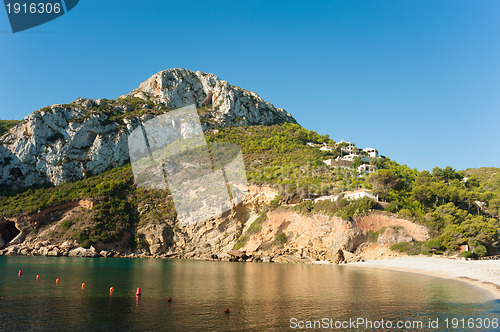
[{"x1": 0, "y1": 0, "x2": 499, "y2": 171}]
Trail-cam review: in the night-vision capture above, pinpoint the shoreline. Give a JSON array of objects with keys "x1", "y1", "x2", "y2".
[{"x1": 350, "y1": 256, "x2": 500, "y2": 300}]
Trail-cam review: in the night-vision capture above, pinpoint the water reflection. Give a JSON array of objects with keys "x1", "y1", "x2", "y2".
[{"x1": 0, "y1": 256, "x2": 498, "y2": 331}]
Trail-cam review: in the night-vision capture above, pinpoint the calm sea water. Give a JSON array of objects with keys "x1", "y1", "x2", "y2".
[{"x1": 0, "y1": 256, "x2": 499, "y2": 331}]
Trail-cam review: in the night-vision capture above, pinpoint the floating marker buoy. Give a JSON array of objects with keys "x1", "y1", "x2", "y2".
[
  {"x1": 81, "y1": 283, "x2": 86, "y2": 290},
  {"x1": 56, "y1": 278, "x2": 60, "y2": 284},
  {"x1": 167, "y1": 297, "x2": 172, "y2": 302},
  {"x1": 18, "y1": 270, "x2": 22, "y2": 276},
  {"x1": 224, "y1": 308, "x2": 230, "y2": 314},
  {"x1": 136, "y1": 288, "x2": 141, "y2": 296},
  {"x1": 110, "y1": 287, "x2": 114, "y2": 295},
  {"x1": 36, "y1": 275, "x2": 40, "y2": 280}
]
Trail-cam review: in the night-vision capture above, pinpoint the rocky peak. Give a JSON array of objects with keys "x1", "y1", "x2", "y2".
[
  {"x1": 0, "y1": 68, "x2": 297, "y2": 189},
  {"x1": 123, "y1": 68, "x2": 296, "y2": 126}
]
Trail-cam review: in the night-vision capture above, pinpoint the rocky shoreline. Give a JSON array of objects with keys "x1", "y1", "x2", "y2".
[{"x1": 0, "y1": 240, "x2": 355, "y2": 264}]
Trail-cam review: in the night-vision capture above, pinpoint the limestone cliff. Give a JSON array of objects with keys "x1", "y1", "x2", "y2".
[
  {"x1": 124, "y1": 68, "x2": 296, "y2": 127},
  {"x1": 0, "y1": 68, "x2": 296, "y2": 189}
]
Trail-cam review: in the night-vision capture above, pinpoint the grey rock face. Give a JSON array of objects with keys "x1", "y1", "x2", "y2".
[
  {"x1": 0, "y1": 68, "x2": 296, "y2": 188},
  {"x1": 124, "y1": 68, "x2": 296, "y2": 127},
  {"x1": 0, "y1": 100, "x2": 134, "y2": 188}
]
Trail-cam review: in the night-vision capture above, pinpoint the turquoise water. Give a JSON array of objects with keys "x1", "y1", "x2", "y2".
[{"x1": 0, "y1": 256, "x2": 499, "y2": 331}]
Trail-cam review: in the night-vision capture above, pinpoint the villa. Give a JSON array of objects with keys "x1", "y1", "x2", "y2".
[
  {"x1": 357, "y1": 164, "x2": 377, "y2": 174},
  {"x1": 334, "y1": 140, "x2": 356, "y2": 154},
  {"x1": 319, "y1": 145, "x2": 333, "y2": 152},
  {"x1": 344, "y1": 189, "x2": 378, "y2": 201},
  {"x1": 341, "y1": 154, "x2": 370, "y2": 162},
  {"x1": 312, "y1": 189, "x2": 378, "y2": 204},
  {"x1": 362, "y1": 148, "x2": 379, "y2": 158},
  {"x1": 313, "y1": 195, "x2": 339, "y2": 203}
]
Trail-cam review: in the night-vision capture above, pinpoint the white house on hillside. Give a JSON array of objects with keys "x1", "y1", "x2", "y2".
[
  {"x1": 334, "y1": 140, "x2": 356, "y2": 154},
  {"x1": 341, "y1": 154, "x2": 369, "y2": 162},
  {"x1": 313, "y1": 195, "x2": 339, "y2": 203},
  {"x1": 319, "y1": 145, "x2": 333, "y2": 152},
  {"x1": 357, "y1": 164, "x2": 377, "y2": 174},
  {"x1": 362, "y1": 148, "x2": 379, "y2": 158},
  {"x1": 344, "y1": 189, "x2": 378, "y2": 201}
]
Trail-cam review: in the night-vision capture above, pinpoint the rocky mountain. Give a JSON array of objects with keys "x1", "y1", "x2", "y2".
[
  {"x1": 0, "y1": 68, "x2": 296, "y2": 189},
  {"x1": 124, "y1": 68, "x2": 295, "y2": 126}
]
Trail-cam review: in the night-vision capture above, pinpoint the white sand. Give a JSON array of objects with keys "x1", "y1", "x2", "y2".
[{"x1": 351, "y1": 256, "x2": 500, "y2": 299}]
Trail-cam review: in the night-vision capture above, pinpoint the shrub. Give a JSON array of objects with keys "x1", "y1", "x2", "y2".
[
  {"x1": 293, "y1": 200, "x2": 313, "y2": 215},
  {"x1": 269, "y1": 195, "x2": 281, "y2": 209},
  {"x1": 274, "y1": 232, "x2": 287, "y2": 246},
  {"x1": 233, "y1": 235, "x2": 248, "y2": 250},
  {"x1": 248, "y1": 212, "x2": 267, "y2": 234},
  {"x1": 473, "y1": 244, "x2": 488, "y2": 257},
  {"x1": 61, "y1": 219, "x2": 73, "y2": 231},
  {"x1": 468, "y1": 239, "x2": 489, "y2": 257},
  {"x1": 390, "y1": 242, "x2": 421, "y2": 255},
  {"x1": 458, "y1": 251, "x2": 476, "y2": 259},
  {"x1": 136, "y1": 233, "x2": 149, "y2": 250},
  {"x1": 398, "y1": 208, "x2": 413, "y2": 218},
  {"x1": 336, "y1": 197, "x2": 376, "y2": 220},
  {"x1": 0, "y1": 120, "x2": 21, "y2": 136},
  {"x1": 420, "y1": 238, "x2": 445, "y2": 255},
  {"x1": 367, "y1": 227, "x2": 386, "y2": 243}
]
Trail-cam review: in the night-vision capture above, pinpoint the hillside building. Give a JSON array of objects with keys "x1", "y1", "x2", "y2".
[
  {"x1": 357, "y1": 164, "x2": 377, "y2": 174},
  {"x1": 341, "y1": 154, "x2": 369, "y2": 162},
  {"x1": 313, "y1": 195, "x2": 339, "y2": 203},
  {"x1": 344, "y1": 189, "x2": 378, "y2": 201},
  {"x1": 322, "y1": 159, "x2": 353, "y2": 168},
  {"x1": 362, "y1": 148, "x2": 379, "y2": 158},
  {"x1": 319, "y1": 144, "x2": 333, "y2": 152},
  {"x1": 334, "y1": 140, "x2": 356, "y2": 154}
]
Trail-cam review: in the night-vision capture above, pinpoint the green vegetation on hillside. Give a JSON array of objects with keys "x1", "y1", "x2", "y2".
[
  {"x1": 206, "y1": 124, "x2": 500, "y2": 256},
  {"x1": 205, "y1": 123, "x2": 369, "y2": 202},
  {"x1": 369, "y1": 165, "x2": 500, "y2": 257},
  {"x1": 0, "y1": 120, "x2": 21, "y2": 136},
  {"x1": 288, "y1": 197, "x2": 377, "y2": 220},
  {"x1": 38, "y1": 97, "x2": 242, "y2": 129},
  {"x1": 0, "y1": 121, "x2": 498, "y2": 256},
  {"x1": 0, "y1": 165, "x2": 175, "y2": 248},
  {"x1": 54, "y1": 97, "x2": 172, "y2": 126}
]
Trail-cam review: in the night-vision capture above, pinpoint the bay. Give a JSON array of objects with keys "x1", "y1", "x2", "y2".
[{"x1": 0, "y1": 256, "x2": 498, "y2": 331}]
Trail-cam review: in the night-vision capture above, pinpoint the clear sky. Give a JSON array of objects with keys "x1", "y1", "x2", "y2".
[{"x1": 1, "y1": 0, "x2": 499, "y2": 171}]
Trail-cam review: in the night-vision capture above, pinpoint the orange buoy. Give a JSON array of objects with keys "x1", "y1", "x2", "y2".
[
  {"x1": 18, "y1": 270, "x2": 22, "y2": 276},
  {"x1": 81, "y1": 283, "x2": 86, "y2": 290},
  {"x1": 135, "y1": 288, "x2": 141, "y2": 296},
  {"x1": 56, "y1": 278, "x2": 60, "y2": 284},
  {"x1": 110, "y1": 287, "x2": 115, "y2": 295},
  {"x1": 167, "y1": 297, "x2": 173, "y2": 302},
  {"x1": 224, "y1": 308, "x2": 230, "y2": 314},
  {"x1": 36, "y1": 275, "x2": 40, "y2": 280}
]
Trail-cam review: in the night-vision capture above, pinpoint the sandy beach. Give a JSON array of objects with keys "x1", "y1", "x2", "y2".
[{"x1": 351, "y1": 256, "x2": 500, "y2": 300}]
